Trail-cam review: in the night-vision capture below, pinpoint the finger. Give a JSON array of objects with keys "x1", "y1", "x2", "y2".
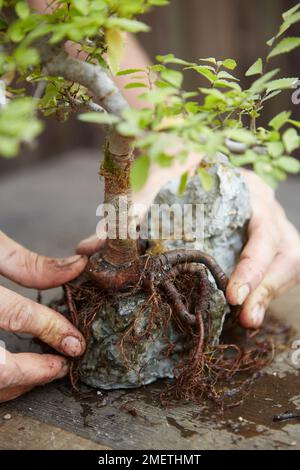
[
  {"x1": 0, "y1": 349, "x2": 68, "y2": 403},
  {"x1": 0, "y1": 286, "x2": 85, "y2": 357},
  {"x1": 0, "y1": 385, "x2": 33, "y2": 403},
  {"x1": 0, "y1": 231, "x2": 87, "y2": 289},
  {"x1": 226, "y1": 217, "x2": 280, "y2": 306},
  {"x1": 239, "y1": 251, "x2": 300, "y2": 329},
  {"x1": 76, "y1": 234, "x2": 105, "y2": 256}
]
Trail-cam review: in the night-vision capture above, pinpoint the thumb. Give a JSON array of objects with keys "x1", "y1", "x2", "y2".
[{"x1": 0, "y1": 231, "x2": 87, "y2": 289}]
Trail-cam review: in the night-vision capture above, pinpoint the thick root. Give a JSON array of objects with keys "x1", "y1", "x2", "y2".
[{"x1": 85, "y1": 247, "x2": 228, "y2": 328}]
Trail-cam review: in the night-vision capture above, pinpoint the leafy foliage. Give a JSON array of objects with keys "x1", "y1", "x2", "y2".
[
  {"x1": 0, "y1": 96, "x2": 43, "y2": 157},
  {"x1": 0, "y1": 0, "x2": 300, "y2": 190}
]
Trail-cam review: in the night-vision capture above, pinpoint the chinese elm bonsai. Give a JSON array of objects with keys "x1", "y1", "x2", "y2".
[{"x1": 1, "y1": 0, "x2": 300, "y2": 402}]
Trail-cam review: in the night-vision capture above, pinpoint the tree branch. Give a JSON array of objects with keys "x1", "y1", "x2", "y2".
[{"x1": 41, "y1": 46, "x2": 128, "y2": 117}]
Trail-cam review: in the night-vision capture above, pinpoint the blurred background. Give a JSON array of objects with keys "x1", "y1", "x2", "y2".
[{"x1": 1, "y1": 0, "x2": 300, "y2": 174}]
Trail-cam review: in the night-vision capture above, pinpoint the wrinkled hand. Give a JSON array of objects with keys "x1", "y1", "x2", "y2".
[
  {"x1": 226, "y1": 169, "x2": 300, "y2": 329},
  {"x1": 77, "y1": 170, "x2": 300, "y2": 331},
  {"x1": 0, "y1": 231, "x2": 87, "y2": 403}
]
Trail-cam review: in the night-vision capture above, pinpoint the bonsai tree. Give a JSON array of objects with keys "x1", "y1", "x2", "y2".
[{"x1": 1, "y1": 0, "x2": 300, "y2": 399}]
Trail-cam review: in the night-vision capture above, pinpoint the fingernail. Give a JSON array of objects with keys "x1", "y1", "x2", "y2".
[
  {"x1": 57, "y1": 360, "x2": 69, "y2": 379},
  {"x1": 237, "y1": 284, "x2": 250, "y2": 305},
  {"x1": 250, "y1": 304, "x2": 265, "y2": 328},
  {"x1": 61, "y1": 336, "x2": 84, "y2": 357}
]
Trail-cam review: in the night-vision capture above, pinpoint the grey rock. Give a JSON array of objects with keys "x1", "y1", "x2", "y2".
[
  {"x1": 148, "y1": 154, "x2": 251, "y2": 275},
  {"x1": 80, "y1": 292, "x2": 186, "y2": 389},
  {"x1": 80, "y1": 282, "x2": 229, "y2": 389},
  {"x1": 80, "y1": 156, "x2": 251, "y2": 389}
]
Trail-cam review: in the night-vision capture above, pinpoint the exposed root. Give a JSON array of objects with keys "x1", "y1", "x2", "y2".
[
  {"x1": 62, "y1": 248, "x2": 290, "y2": 408},
  {"x1": 160, "y1": 337, "x2": 276, "y2": 409},
  {"x1": 63, "y1": 284, "x2": 78, "y2": 328}
]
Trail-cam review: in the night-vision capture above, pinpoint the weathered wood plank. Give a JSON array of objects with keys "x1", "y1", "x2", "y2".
[
  {"x1": 0, "y1": 412, "x2": 110, "y2": 450},
  {"x1": 1, "y1": 341, "x2": 300, "y2": 450}
]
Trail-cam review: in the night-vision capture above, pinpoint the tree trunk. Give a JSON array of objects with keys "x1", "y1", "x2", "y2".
[
  {"x1": 42, "y1": 46, "x2": 139, "y2": 271},
  {"x1": 100, "y1": 128, "x2": 139, "y2": 266}
]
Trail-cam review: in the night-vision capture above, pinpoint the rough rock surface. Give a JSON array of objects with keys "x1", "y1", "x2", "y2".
[
  {"x1": 148, "y1": 154, "x2": 251, "y2": 275},
  {"x1": 79, "y1": 157, "x2": 251, "y2": 389}
]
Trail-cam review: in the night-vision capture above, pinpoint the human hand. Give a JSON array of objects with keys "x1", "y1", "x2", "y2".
[
  {"x1": 226, "y1": 170, "x2": 300, "y2": 329},
  {"x1": 0, "y1": 231, "x2": 87, "y2": 402}
]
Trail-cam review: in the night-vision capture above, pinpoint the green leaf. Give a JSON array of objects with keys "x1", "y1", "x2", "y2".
[
  {"x1": 160, "y1": 69, "x2": 183, "y2": 88},
  {"x1": 226, "y1": 128, "x2": 257, "y2": 145},
  {"x1": 246, "y1": 58, "x2": 263, "y2": 76},
  {"x1": 249, "y1": 68, "x2": 280, "y2": 94},
  {"x1": 267, "y1": 142, "x2": 284, "y2": 158},
  {"x1": 222, "y1": 59, "x2": 237, "y2": 70},
  {"x1": 0, "y1": 137, "x2": 19, "y2": 158},
  {"x1": 197, "y1": 167, "x2": 213, "y2": 191},
  {"x1": 106, "y1": 28, "x2": 124, "y2": 75},
  {"x1": 154, "y1": 153, "x2": 174, "y2": 167},
  {"x1": 276, "y1": 156, "x2": 300, "y2": 174},
  {"x1": 214, "y1": 80, "x2": 241, "y2": 91},
  {"x1": 268, "y1": 37, "x2": 300, "y2": 59},
  {"x1": 14, "y1": 47, "x2": 40, "y2": 68},
  {"x1": 185, "y1": 101, "x2": 199, "y2": 113},
  {"x1": 73, "y1": 0, "x2": 89, "y2": 15},
  {"x1": 271, "y1": 167, "x2": 287, "y2": 181},
  {"x1": 230, "y1": 150, "x2": 257, "y2": 167},
  {"x1": 288, "y1": 119, "x2": 300, "y2": 129},
  {"x1": 156, "y1": 53, "x2": 192, "y2": 65},
  {"x1": 78, "y1": 112, "x2": 120, "y2": 125},
  {"x1": 199, "y1": 57, "x2": 217, "y2": 65},
  {"x1": 192, "y1": 66, "x2": 217, "y2": 83},
  {"x1": 124, "y1": 82, "x2": 148, "y2": 89},
  {"x1": 282, "y1": 4, "x2": 300, "y2": 21},
  {"x1": 261, "y1": 90, "x2": 282, "y2": 102},
  {"x1": 130, "y1": 155, "x2": 150, "y2": 192},
  {"x1": 217, "y1": 70, "x2": 239, "y2": 81},
  {"x1": 200, "y1": 87, "x2": 227, "y2": 102},
  {"x1": 269, "y1": 111, "x2": 291, "y2": 131},
  {"x1": 149, "y1": 0, "x2": 169, "y2": 5},
  {"x1": 282, "y1": 128, "x2": 300, "y2": 153},
  {"x1": 106, "y1": 18, "x2": 150, "y2": 33},
  {"x1": 266, "y1": 77, "x2": 298, "y2": 93},
  {"x1": 116, "y1": 68, "x2": 144, "y2": 76},
  {"x1": 277, "y1": 12, "x2": 300, "y2": 38},
  {"x1": 15, "y1": 2, "x2": 30, "y2": 19},
  {"x1": 178, "y1": 171, "x2": 188, "y2": 195},
  {"x1": 8, "y1": 21, "x2": 25, "y2": 42},
  {"x1": 267, "y1": 36, "x2": 276, "y2": 47},
  {"x1": 254, "y1": 161, "x2": 278, "y2": 188}
]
